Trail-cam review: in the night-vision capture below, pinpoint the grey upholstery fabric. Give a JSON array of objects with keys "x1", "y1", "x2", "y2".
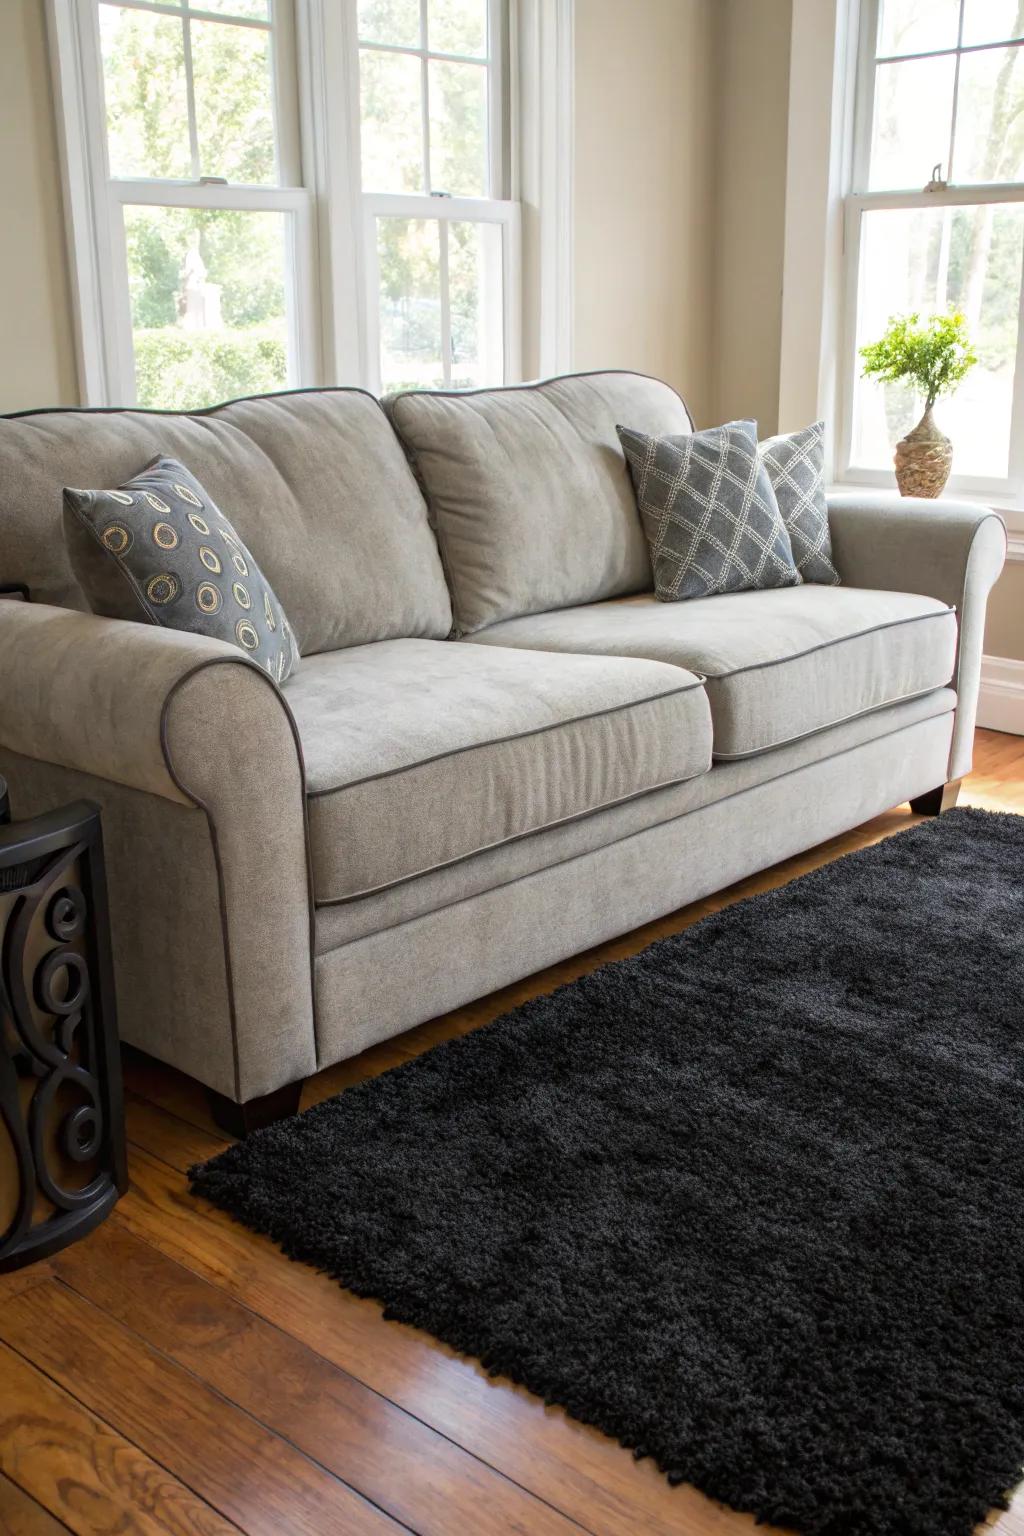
[
  {"x1": 64, "y1": 456, "x2": 298, "y2": 683},
  {"x1": 758, "y1": 422, "x2": 839, "y2": 584},
  {"x1": 617, "y1": 419, "x2": 800, "y2": 601},
  {"x1": 315, "y1": 688, "x2": 957, "y2": 950},
  {"x1": 0, "y1": 600, "x2": 315, "y2": 1101},
  {"x1": 385, "y1": 371, "x2": 691, "y2": 633},
  {"x1": 284, "y1": 638, "x2": 711, "y2": 902},
  {"x1": 0, "y1": 394, "x2": 1002, "y2": 1106},
  {"x1": 465, "y1": 585, "x2": 956, "y2": 758},
  {"x1": 0, "y1": 748, "x2": 240, "y2": 1097},
  {"x1": 827, "y1": 494, "x2": 1006, "y2": 779},
  {"x1": 314, "y1": 711, "x2": 955, "y2": 1067},
  {"x1": 0, "y1": 390, "x2": 451, "y2": 653}
]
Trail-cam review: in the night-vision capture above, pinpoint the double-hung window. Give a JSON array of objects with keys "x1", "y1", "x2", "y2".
[
  {"x1": 49, "y1": 0, "x2": 520, "y2": 408},
  {"x1": 58, "y1": 0, "x2": 317, "y2": 409},
  {"x1": 355, "y1": 0, "x2": 519, "y2": 392},
  {"x1": 841, "y1": 0, "x2": 1024, "y2": 497}
]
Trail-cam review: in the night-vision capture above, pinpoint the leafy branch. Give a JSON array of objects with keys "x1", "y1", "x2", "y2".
[{"x1": 859, "y1": 310, "x2": 977, "y2": 410}]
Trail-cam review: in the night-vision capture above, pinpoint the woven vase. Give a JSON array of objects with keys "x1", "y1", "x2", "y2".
[{"x1": 894, "y1": 406, "x2": 952, "y2": 499}]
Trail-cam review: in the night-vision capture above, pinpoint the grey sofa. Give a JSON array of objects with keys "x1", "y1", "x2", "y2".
[{"x1": 0, "y1": 372, "x2": 1006, "y2": 1133}]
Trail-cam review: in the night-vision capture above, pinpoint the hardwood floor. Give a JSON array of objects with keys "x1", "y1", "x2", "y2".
[{"x1": 4, "y1": 727, "x2": 1024, "y2": 1536}]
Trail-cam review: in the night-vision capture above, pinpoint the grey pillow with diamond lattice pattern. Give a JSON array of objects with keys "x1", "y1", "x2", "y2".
[
  {"x1": 617, "y1": 419, "x2": 800, "y2": 602},
  {"x1": 758, "y1": 421, "x2": 840, "y2": 585}
]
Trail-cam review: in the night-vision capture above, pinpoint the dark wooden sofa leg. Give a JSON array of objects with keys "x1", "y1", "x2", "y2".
[
  {"x1": 207, "y1": 1081, "x2": 304, "y2": 1138},
  {"x1": 910, "y1": 779, "x2": 962, "y2": 816}
]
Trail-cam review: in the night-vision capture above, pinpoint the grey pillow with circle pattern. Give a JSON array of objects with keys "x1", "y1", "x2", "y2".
[{"x1": 62, "y1": 455, "x2": 297, "y2": 683}]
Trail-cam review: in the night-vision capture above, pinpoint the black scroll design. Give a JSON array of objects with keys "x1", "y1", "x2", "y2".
[{"x1": 0, "y1": 800, "x2": 127, "y2": 1271}]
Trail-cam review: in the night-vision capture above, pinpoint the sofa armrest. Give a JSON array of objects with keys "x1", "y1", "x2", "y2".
[
  {"x1": 827, "y1": 493, "x2": 1007, "y2": 779},
  {"x1": 0, "y1": 602, "x2": 316, "y2": 1103},
  {"x1": 0, "y1": 601, "x2": 274, "y2": 799}
]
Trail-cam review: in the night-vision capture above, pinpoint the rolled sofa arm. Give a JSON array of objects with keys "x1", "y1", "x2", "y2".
[
  {"x1": 0, "y1": 602, "x2": 315, "y2": 1102},
  {"x1": 827, "y1": 493, "x2": 1007, "y2": 781}
]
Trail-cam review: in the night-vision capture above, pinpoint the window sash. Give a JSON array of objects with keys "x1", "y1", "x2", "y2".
[
  {"x1": 96, "y1": 0, "x2": 302, "y2": 188},
  {"x1": 356, "y1": 0, "x2": 506, "y2": 199},
  {"x1": 108, "y1": 180, "x2": 319, "y2": 404},
  {"x1": 854, "y1": 0, "x2": 1024, "y2": 193},
  {"x1": 361, "y1": 191, "x2": 520, "y2": 393},
  {"x1": 837, "y1": 182, "x2": 1024, "y2": 497},
  {"x1": 51, "y1": 0, "x2": 316, "y2": 406},
  {"x1": 835, "y1": 0, "x2": 1024, "y2": 500}
]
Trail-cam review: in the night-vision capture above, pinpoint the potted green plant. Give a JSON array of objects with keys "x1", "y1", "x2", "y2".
[{"x1": 859, "y1": 310, "x2": 977, "y2": 498}]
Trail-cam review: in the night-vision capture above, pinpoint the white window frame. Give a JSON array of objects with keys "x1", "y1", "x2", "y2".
[
  {"x1": 837, "y1": 0, "x2": 1024, "y2": 500},
  {"x1": 362, "y1": 193, "x2": 520, "y2": 393},
  {"x1": 351, "y1": 0, "x2": 522, "y2": 391},
  {"x1": 48, "y1": 0, "x2": 571, "y2": 405},
  {"x1": 779, "y1": 0, "x2": 1024, "y2": 548},
  {"x1": 47, "y1": 0, "x2": 321, "y2": 408}
]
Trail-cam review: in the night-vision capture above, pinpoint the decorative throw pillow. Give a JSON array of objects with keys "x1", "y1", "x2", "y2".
[
  {"x1": 617, "y1": 419, "x2": 800, "y2": 602},
  {"x1": 758, "y1": 421, "x2": 840, "y2": 585},
  {"x1": 63, "y1": 456, "x2": 297, "y2": 684}
]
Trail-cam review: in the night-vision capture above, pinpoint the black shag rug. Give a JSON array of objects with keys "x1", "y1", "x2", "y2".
[{"x1": 191, "y1": 807, "x2": 1024, "y2": 1536}]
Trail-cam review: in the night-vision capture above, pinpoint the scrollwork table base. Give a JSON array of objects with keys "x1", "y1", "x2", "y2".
[{"x1": 0, "y1": 783, "x2": 128, "y2": 1271}]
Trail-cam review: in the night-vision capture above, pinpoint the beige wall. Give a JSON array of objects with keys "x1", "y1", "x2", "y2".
[
  {"x1": 572, "y1": 0, "x2": 715, "y2": 424},
  {"x1": 710, "y1": 0, "x2": 791, "y2": 434},
  {"x1": 0, "y1": 0, "x2": 77, "y2": 412},
  {"x1": 985, "y1": 564, "x2": 1024, "y2": 661},
  {"x1": 572, "y1": 0, "x2": 789, "y2": 432}
]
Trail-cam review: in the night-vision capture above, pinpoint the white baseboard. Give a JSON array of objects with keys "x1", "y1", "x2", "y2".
[{"x1": 978, "y1": 654, "x2": 1024, "y2": 735}]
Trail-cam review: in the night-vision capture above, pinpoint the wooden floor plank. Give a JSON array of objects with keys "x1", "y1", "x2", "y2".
[
  {"x1": 116, "y1": 1144, "x2": 775, "y2": 1536},
  {"x1": 8, "y1": 729, "x2": 1024, "y2": 1536},
  {"x1": 51, "y1": 1220, "x2": 591, "y2": 1536},
  {"x1": 0, "y1": 1473, "x2": 72, "y2": 1536},
  {"x1": 0, "y1": 1281, "x2": 407, "y2": 1536},
  {"x1": 0, "y1": 1343, "x2": 238, "y2": 1536}
]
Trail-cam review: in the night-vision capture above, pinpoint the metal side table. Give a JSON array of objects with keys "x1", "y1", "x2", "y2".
[{"x1": 0, "y1": 778, "x2": 128, "y2": 1270}]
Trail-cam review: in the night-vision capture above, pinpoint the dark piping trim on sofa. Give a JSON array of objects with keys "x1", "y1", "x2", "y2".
[
  {"x1": 702, "y1": 606, "x2": 957, "y2": 680},
  {"x1": 306, "y1": 677, "x2": 708, "y2": 797}
]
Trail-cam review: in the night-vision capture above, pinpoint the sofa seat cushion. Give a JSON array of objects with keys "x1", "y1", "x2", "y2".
[
  {"x1": 284, "y1": 639, "x2": 711, "y2": 903},
  {"x1": 464, "y1": 586, "x2": 957, "y2": 759}
]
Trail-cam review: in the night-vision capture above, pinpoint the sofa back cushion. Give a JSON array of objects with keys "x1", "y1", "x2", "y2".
[
  {"x1": 0, "y1": 388, "x2": 451, "y2": 654},
  {"x1": 385, "y1": 370, "x2": 693, "y2": 634}
]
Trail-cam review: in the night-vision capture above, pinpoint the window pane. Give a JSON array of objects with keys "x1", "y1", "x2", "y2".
[
  {"x1": 868, "y1": 54, "x2": 956, "y2": 189},
  {"x1": 953, "y1": 45, "x2": 1024, "y2": 184},
  {"x1": 851, "y1": 204, "x2": 1024, "y2": 480},
  {"x1": 962, "y1": 0, "x2": 1024, "y2": 46},
  {"x1": 124, "y1": 205, "x2": 290, "y2": 410},
  {"x1": 876, "y1": 0, "x2": 960, "y2": 56},
  {"x1": 360, "y1": 49, "x2": 425, "y2": 192},
  {"x1": 376, "y1": 217, "x2": 443, "y2": 390},
  {"x1": 427, "y1": 0, "x2": 487, "y2": 58},
  {"x1": 191, "y1": 19, "x2": 276, "y2": 184},
  {"x1": 449, "y1": 221, "x2": 503, "y2": 388},
  {"x1": 428, "y1": 59, "x2": 487, "y2": 195},
  {"x1": 99, "y1": 5, "x2": 191, "y2": 179},
  {"x1": 358, "y1": 0, "x2": 421, "y2": 48}
]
